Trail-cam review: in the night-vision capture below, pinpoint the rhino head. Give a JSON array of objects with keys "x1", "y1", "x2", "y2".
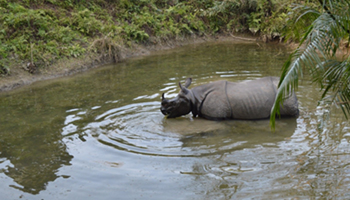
[{"x1": 161, "y1": 78, "x2": 194, "y2": 118}]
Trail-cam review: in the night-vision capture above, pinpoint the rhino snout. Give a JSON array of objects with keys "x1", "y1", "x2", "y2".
[{"x1": 160, "y1": 107, "x2": 170, "y2": 115}]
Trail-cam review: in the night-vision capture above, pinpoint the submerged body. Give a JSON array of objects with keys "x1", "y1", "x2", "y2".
[{"x1": 161, "y1": 77, "x2": 299, "y2": 120}]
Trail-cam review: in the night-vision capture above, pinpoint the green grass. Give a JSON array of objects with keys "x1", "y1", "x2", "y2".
[{"x1": 0, "y1": 0, "x2": 319, "y2": 75}]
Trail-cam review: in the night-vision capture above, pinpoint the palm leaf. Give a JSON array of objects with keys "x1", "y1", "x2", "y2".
[
  {"x1": 322, "y1": 60, "x2": 350, "y2": 118},
  {"x1": 270, "y1": 1, "x2": 349, "y2": 129}
]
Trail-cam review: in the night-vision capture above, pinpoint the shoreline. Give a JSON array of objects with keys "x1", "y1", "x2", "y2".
[
  {"x1": 0, "y1": 35, "x2": 260, "y2": 93},
  {"x1": 1, "y1": 34, "x2": 348, "y2": 94}
]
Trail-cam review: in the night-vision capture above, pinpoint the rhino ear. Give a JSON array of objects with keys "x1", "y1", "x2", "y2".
[
  {"x1": 184, "y1": 78, "x2": 192, "y2": 88},
  {"x1": 162, "y1": 93, "x2": 165, "y2": 100},
  {"x1": 179, "y1": 78, "x2": 192, "y2": 94},
  {"x1": 179, "y1": 81, "x2": 190, "y2": 94}
]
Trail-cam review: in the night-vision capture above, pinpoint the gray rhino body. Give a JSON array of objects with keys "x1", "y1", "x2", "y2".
[{"x1": 161, "y1": 77, "x2": 299, "y2": 120}]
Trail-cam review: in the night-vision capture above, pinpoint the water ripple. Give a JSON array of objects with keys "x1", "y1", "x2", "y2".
[{"x1": 61, "y1": 99, "x2": 287, "y2": 158}]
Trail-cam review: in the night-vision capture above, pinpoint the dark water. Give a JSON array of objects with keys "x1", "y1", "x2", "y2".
[{"x1": 1, "y1": 41, "x2": 350, "y2": 199}]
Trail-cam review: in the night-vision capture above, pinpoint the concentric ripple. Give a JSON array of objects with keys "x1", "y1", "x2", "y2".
[
  {"x1": 68, "y1": 100, "x2": 236, "y2": 157},
  {"x1": 60, "y1": 76, "x2": 299, "y2": 158}
]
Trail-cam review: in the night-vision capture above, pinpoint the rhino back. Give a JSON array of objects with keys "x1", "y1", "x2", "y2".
[
  {"x1": 192, "y1": 77, "x2": 298, "y2": 120},
  {"x1": 226, "y1": 77, "x2": 277, "y2": 119}
]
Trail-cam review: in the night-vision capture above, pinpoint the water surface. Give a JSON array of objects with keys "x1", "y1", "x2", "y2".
[{"x1": 1, "y1": 41, "x2": 350, "y2": 199}]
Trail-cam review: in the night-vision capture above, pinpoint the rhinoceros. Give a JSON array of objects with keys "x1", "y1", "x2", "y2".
[{"x1": 160, "y1": 77, "x2": 299, "y2": 120}]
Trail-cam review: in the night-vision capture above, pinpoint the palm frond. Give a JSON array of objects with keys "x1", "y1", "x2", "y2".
[
  {"x1": 270, "y1": 1, "x2": 349, "y2": 129},
  {"x1": 322, "y1": 60, "x2": 350, "y2": 118}
]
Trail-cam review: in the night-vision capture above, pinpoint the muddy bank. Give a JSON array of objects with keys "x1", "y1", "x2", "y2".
[{"x1": 0, "y1": 35, "x2": 260, "y2": 93}]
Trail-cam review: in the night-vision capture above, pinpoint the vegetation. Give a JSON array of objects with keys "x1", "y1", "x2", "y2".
[
  {"x1": 270, "y1": 0, "x2": 350, "y2": 128},
  {"x1": 0, "y1": 0, "x2": 311, "y2": 75}
]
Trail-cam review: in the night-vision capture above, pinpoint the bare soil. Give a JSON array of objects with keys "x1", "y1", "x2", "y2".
[{"x1": 0, "y1": 35, "x2": 260, "y2": 93}]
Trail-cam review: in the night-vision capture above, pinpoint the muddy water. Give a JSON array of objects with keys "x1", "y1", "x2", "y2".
[{"x1": 1, "y1": 41, "x2": 350, "y2": 199}]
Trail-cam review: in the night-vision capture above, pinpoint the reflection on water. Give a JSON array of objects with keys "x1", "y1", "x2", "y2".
[
  {"x1": 1, "y1": 41, "x2": 350, "y2": 199},
  {"x1": 0, "y1": 110, "x2": 73, "y2": 194}
]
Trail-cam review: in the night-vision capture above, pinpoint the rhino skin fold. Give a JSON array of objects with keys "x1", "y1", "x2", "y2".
[{"x1": 161, "y1": 77, "x2": 299, "y2": 120}]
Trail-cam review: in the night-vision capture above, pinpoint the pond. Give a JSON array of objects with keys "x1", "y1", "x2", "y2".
[{"x1": 1, "y1": 41, "x2": 350, "y2": 199}]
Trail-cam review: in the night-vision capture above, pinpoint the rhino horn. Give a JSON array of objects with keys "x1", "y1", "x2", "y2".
[{"x1": 162, "y1": 93, "x2": 165, "y2": 100}]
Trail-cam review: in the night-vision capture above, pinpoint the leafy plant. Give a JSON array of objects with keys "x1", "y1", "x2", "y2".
[
  {"x1": 0, "y1": 0, "x2": 328, "y2": 76},
  {"x1": 0, "y1": 64, "x2": 10, "y2": 75},
  {"x1": 270, "y1": 0, "x2": 350, "y2": 129},
  {"x1": 69, "y1": 9, "x2": 102, "y2": 36}
]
